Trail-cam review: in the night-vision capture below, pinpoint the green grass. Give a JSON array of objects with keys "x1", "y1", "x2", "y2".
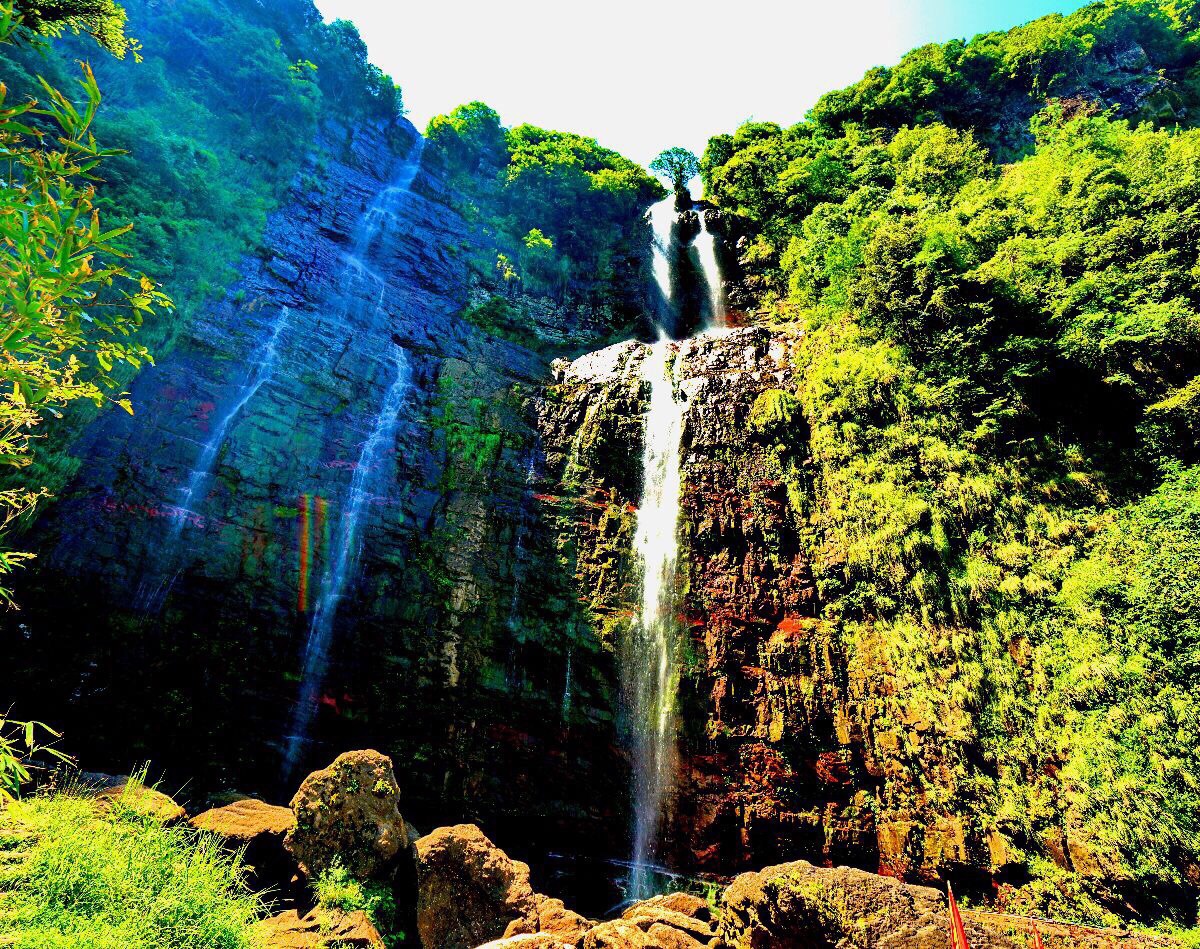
[
  {"x1": 314, "y1": 859, "x2": 403, "y2": 946},
  {"x1": 0, "y1": 789, "x2": 261, "y2": 949}
]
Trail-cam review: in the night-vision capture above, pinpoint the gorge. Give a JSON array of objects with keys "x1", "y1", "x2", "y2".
[{"x1": 4, "y1": 0, "x2": 1200, "y2": 945}]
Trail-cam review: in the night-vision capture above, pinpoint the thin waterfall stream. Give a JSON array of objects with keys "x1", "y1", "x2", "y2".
[
  {"x1": 135, "y1": 305, "x2": 292, "y2": 613},
  {"x1": 280, "y1": 141, "x2": 425, "y2": 779},
  {"x1": 282, "y1": 348, "x2": 411, "y2": 779}
]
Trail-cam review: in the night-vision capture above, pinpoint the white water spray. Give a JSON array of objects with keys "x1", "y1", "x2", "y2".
[
  {"x1": 649, "y1": 196, "x2": 677, "y2": 303},
  {"x1": 626, "y1": 337, "x2": 686, "y2": 900}
]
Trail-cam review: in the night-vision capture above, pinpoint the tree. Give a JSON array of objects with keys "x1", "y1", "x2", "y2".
[
  {"x1": 12, "y1": 0, "x2": 132, "y2": 58},
  {"x1": 0, "y1": 1, "x2": 170, "y2": 606},
  {"x1": 650, "y1": 146, "x2": 701, "y2": 194}
]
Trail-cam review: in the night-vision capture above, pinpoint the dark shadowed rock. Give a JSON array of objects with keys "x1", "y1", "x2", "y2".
[
  {"x1": 285, "y1": 750, "x2": 408, "y2": 880},
  {"x1": 415, "y1": 823, "x2": 539, "y2": 949}
]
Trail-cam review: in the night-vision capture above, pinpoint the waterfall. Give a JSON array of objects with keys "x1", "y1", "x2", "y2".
[
  {"x1": 282, "y1": 348, "x2": 411, "y2": 779},
  {"x1": 280, "y1": 138, "x2": 426, "y2": 779},
  {"x1": 692, "y1": 227, "x2": 724, "y2": 328},
  {"x1": 626, "y1": 337, "x2": 686, "y2": 901},
  {"x1": 561, "y1": 645, "x2": 574, "y2": 723},
  {"x1": 134, "y1": 305, "x2": 291, "y2": 613},
  {"x1": 649, "y1": 196, "x2": 676, "y2": 304},
  {"x1": 648, "y1": 191, "x2": 724, "y2": 331}
]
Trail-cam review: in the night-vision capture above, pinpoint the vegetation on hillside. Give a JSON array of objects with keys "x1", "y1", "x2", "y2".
[
  {"x1": 701, "y1": 0, "x2": 1200, "y2": 927},
  {"x1": 425, "y1": 101, "x2": 664, "y2": 315},
  {"x1": 0, "y1": 0, "x2": 405, "y2": 604},
  {"x1": 0, "y1": 1, "x2": 171, "y2": 605}
]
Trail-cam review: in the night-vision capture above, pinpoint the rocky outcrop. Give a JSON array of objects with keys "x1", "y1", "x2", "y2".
[
  {"x1": 252, "y1": 908, "x2": 384, "y2": 948},
  {"x1": 190, "y1": 798, "x2": 296, "y2": 890},
  {"x1": 414, "y1": 823, "x2": 540, "y2": 949},
  {"x1": 717, "y1": 861, "x2": 1174, "y2": 949},
  {"x1": 81, "y1": 774, "x2": 188, "y2": 824},
  {"x1": 286, "y1": 750, "x2": 408, "y2": 880}
]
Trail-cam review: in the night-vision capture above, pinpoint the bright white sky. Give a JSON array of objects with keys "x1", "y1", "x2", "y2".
[{"x1": 313, "y1": 0, "x2": 1083, "y2": 168}]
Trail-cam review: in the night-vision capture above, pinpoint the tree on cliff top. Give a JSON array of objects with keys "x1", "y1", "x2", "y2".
[{"x1": 650, "y1": 146, "x2": 700, "y2": 194}]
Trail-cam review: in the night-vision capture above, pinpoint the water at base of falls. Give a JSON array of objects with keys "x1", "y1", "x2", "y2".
[
  {"x1": 626, "y1": 337, "x2": 687, "y2": 902},
  {"x1": 282, "y1": 348, "x2": 411, "y2": 781}
]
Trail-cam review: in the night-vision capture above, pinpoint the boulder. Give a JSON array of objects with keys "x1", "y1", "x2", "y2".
[
  {"x1": 285, "y1": 750, "x2": 408, "y2": 880},
  {"x1": 251, "y1": 908, "x2": 383, "y2": 948},
  {"x1": 717, "y1": 859, "x2": 1176, "y2": 949},
  {"x1": 190, "y1": 798, "x2": 296, "y2": 890},
  {"x1": 504, "y1": 894, "x2": 592, "y2": 943},
  {"x1": 190, "y1": 797, "x2": 294, "y2": 843},
  {"x1": 81, "y1": 773, "x2": 187, "y2": 824},
  {"x1": 414, "y1": 823, "x2": 539, "y2": 949},
  {"x1": 719, "y1": 860, "x2": 1011, "y2": 949}
]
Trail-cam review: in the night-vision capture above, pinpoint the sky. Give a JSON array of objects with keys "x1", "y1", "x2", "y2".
[{"x1": 312, "y1": 0, "x2": 1086, "y2": 168}]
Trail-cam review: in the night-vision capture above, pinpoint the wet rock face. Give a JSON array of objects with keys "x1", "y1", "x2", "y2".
[
  {"x1": 6, "y1": 115, "x2": 627, "y2": 856},
  {"x1": 414, "y1": 823, "x2": 540, "y2": 949},
  {"x1": 536, "y1": 327, "x2": 832, "y2": 874}
]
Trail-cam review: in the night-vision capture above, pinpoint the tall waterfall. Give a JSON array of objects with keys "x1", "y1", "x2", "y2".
[
  {"x1": 649, "y1": 196, "x2": 676, "y2": 303},
  {"x1": 626, "y1": 337, "x2": 686, "y2": 900},
  {"x1": 283, "y1": 348, "x2": 411, "y2": 779},
  {"x1": 134, "y1": 305, "x2": 291, "y2": 612}
]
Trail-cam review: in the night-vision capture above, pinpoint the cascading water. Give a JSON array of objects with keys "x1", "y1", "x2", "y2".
[
  {"x1": 281, "y1": 139, "x2": 426, "y2": 780},
  {"x1": 626, "y1": 337, "x2": 686, "y2": 901},
  {"x1": 647, "y1": 189, "x2": 724, "y2": 331},
  {"x1": 282, "y1": 348, "x2": 411, "y2": 779},
  {"x1": 692, "y1": 228, "x2": 724, "y2": 328},
  {"x1": 134, "y1": 305, "x2": 292, "y2": 612},
  {"x1": 649, "y1": 196, "x2": 677, "y2": 304}
]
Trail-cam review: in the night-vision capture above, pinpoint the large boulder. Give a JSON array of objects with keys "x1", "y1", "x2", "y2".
[
  {"x1": 284, "y1": 750, "x2": 409, "y2": 880},
  {"x1": 504, "y1": 894, "x2": 593, "y2": 943},
  {"x1": 414, "y1": 823, "x2": 540, "y2": 949},
  {"x1": 190, "y1": 798, "x2": 296, "y2": 890},
  {"x1": 717, "y1": 860, "x2": 1175, "y2": 949},
  {"x1": 719, "y1": 860, "x2": 1009, "y2": 949},
  {"x1": 251, "y1": 908, "x2": 383, "y2": 948},
  {"x1": 578, "y1": 893, "x2": 718, "y2": 949}
]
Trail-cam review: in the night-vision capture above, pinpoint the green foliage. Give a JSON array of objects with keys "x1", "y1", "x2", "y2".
[
  {"x1": 12, "y1": 0, "x2": 132, "y2": 58},
  {"x1": 0, "y1": 717, "x2": 71, "y2": 801},
  {"x1": 0, "y1": 790, "x2": 261, "y2": 947},
  {"x1": 806, "y1": 0, "x2": 1200, "y2": 157},
  {"x1": 700, "y1": 0, "x2": 1200, "y2": 921},
  {"x1": 649, "y1": 146, "x2": 700, "y2": 193},
  {"x1": 426, "y1": 101, "x2": 664, "y2": 316},
  {"x1": 314, "y1": 859, "x2": 402, "y2": 945},
  {"x1": 0, "y1": 2, "x2": 170, "y2": 606}
]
